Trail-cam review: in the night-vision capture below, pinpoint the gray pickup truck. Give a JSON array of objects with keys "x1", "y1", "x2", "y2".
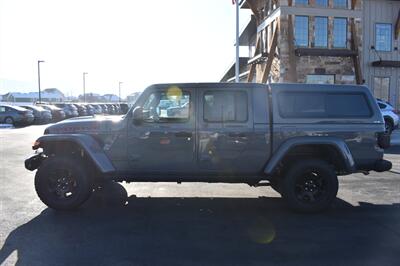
[{"x1": 25, "y1": 83, "x2": 392, "y2": 212}]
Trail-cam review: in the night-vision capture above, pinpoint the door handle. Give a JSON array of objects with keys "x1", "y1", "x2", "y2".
[
  {"x1": 175, "y1": 132, "x2": 192, "y2": 138},
  {"x1": 228, "y1": 133, "x2": 247, "y2": 138}
]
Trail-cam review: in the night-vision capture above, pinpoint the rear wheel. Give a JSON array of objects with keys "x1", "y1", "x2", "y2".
[
  {"x1": 35, "y1": 156, "x2": 93, "y2": 210},
  {"x1": 282, "y1": 159, "x2": 338, "y2": 213}
]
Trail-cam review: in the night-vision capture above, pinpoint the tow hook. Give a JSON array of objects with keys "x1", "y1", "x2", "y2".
[{"x1": 25, "y1": 153, "x2": 45, "y2": 171}]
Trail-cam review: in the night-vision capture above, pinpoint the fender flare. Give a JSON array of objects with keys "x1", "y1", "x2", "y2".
[
  {"x1": 35, "y1": 134, "x2": 116, "y2": 174},
  {"x1": 264, "y1": 136, "x2": 356, "y2": 175}
]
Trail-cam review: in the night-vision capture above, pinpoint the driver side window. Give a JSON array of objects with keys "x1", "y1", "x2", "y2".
[{"x1": 142, "y1": 90, "x2": 190, "y2": 123}]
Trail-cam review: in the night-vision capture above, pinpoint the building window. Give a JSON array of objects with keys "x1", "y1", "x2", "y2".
[
  {"x1": 306, "y1": 74, "x2": 335, "y2": 84},
  {"x1": 315, "y1": 0, "x2": 328, "y2": 7},
  {"x1": 373, "y1": 77, "x2": 390, "y2": 101},
  {"x1": 314, "y1": 17, "x2": 328, "y2": 47},
  {"x1": 375, "y1": 23, "x2": 392, "y2": 51},
  {"x1": 333, "y1": 0, "x2": 348, "y2": 8},
  {"x1": 295, "y1": 16, "x2": 309, "y2": 47},
  {"x1": 295, "y1": 0, "x2": 308, "y2": 6},
  {"x1": 333, "y1": 18, "x2": 347, "y2": 48}
]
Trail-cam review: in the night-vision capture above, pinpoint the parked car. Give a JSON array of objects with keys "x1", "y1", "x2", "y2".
[
  {"x1": 91, "y1": 104, "x2": 103, "y2": 115},
  {"x1": 106, "y1": 104, "x2": 116, "y2": 114},
  {"x1": 54, "y1": 103, "x2": 79, "y2": 118},
  {"x1": 376, "y1": 99, "x2": 399, "y2": 134},
  {"x1": 73, "y1": 104, "x2": 88, "y2": 116},
  {"x1": 21, "y1": 105, "x2": 52, "y2": 124},
  {"x1": 40, "y1": 105, "x2": 66, "y2": 121},
  {"x1": 0, "y1": 105, "x2": 34, "y2": 125},
  {"x1": 26, "y1": 83, "x2": 392, "y2": 212},
  {"x1": 84, "y1": 104, "x2": 95, "y2": 116},
  {"x1": 99, "y1": 104, "x2": 109, "y2": 114}
]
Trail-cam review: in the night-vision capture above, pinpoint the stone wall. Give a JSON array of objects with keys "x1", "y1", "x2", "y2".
[{"x1": 252, "y1": 1, "x2": 363, "y2": 84}]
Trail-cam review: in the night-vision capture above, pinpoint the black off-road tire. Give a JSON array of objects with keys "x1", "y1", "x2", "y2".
[
  {"x1": 35, "y1": 156, "x2": 93, "y2": 210},
  {"x1": 282, "y1": 159, "x2": 338, "y2": 213},
  {"x1": 270, "y1": 178, "x2": 282, "y2": 195}
]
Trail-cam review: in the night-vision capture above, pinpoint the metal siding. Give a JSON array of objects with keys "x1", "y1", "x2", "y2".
[{"x1": 363, "y1": 0, "x2": 400, "y2": 109}]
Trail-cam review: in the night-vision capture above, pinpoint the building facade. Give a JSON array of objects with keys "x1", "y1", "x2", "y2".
[{"x1": 222, "y1": 0, "x2": 362, "y2": 84}]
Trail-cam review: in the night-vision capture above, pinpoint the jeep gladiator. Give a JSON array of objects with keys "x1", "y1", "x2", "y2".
[{"x1": 25, "y1": 83, "x2": 392, "y2": 212}]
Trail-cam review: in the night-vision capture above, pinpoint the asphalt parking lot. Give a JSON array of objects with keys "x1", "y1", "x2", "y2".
[{"x1": 0, "y1": 125, "x2": 400, "y2": 266}]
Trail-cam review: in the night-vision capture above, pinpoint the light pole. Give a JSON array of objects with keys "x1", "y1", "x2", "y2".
[
  {"x1": 118, "y1": 82, "x2": 123, "y2": 103},
  {"x1": 37, "y1": 60, "x2": 45, "y2": 103},
  {"x1": 83, "y1": 72, "x2": 88, "y2": 102}
]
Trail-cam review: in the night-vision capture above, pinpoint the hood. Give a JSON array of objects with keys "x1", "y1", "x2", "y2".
[{"x1": 45, "y1": 115, "x2": 125, "y2": 134}]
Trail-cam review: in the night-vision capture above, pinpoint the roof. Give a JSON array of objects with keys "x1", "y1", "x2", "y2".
[
  {"x1": 220, "y1": 57, "x2": 250, "y2": 82},
  {"x1": 237, "y1": 15, "x2": 257, "y2": 46}
]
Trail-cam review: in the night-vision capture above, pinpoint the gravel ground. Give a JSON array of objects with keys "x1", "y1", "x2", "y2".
[{"x1": 0, "y1": 125, "x2": 399, "y2": 266}]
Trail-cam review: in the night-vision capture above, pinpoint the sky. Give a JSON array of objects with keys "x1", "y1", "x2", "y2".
[{"x1": 0, "y1": 0, "x2": 251, "y2": 97}]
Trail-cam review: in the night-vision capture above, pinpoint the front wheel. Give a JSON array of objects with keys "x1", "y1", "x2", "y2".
[
  {"x1": 35, "y1": 156, "x2": 93, "y2": 210},
  {"x1": 282, "y1": 159, "x2": 338, "y2": 213}
]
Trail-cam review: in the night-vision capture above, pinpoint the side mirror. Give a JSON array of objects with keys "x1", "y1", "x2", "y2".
[{"x1": 132, "y1": 107, "x2": 144, "y2": 124}]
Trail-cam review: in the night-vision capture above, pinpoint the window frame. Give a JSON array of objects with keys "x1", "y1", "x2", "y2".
[
  {"x1": 203, "y1": 90, "x2": 249, "y2": 123},
  {"x1": 141, "y1": 90, "x2": 192, "y2": 124},
  {"x1": 294, "y1": 15, "x2": 309, "y2": 47},
  {"x1": 277, "y1": 91, "x2": 373, "y2": 119},
  {"x1": 333, "y1": 17, "x2": 348, "y2": 48},
  {"x1": 333, "y1": 0, "x2": 348, "y2": 9},
  {"x1": 295, "y1": 0, "x2": 309, "y2": 6},
  {"x1": 375, "y1": 23, "x2": 392, "y2": 52},
  {"x1": 306, "y1": 74, "x2": 335, "y2": 84},
  {"x1": 314, "y1": 16, "x2": 328, "y2": 48},
  {"x1": 315, "y1": 0, "x2": 328, "y2": 7}
]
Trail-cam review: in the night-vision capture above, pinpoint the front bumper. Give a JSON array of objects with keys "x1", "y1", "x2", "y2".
[
  {"x1": 372, "y1": 159, "x2": 392, "y2": 172},
  {"x1": 25, "y1": 153, "x2": 45, "y2": 171}
]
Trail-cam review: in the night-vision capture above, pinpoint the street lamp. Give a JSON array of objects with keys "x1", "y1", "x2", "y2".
[
  {"x1": 83, "y1": 72, "x2": 88, "y2": 102},
  {"x1": 119, "y1": 82, "x2": 123, "y2": 103},
  {"x1": 37, "y1": 60, "x2": 45, "y2": 103}
]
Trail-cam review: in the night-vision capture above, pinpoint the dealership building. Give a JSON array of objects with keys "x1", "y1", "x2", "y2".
[{"x1": 222, "y1": 0, "x2": 400, "y2": 110}]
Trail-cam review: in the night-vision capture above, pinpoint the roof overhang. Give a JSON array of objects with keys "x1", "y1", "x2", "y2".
[
  {"x1": 237, "y1": 15, "x2": 257, "y2": 46},
  {"x1": 372, "y1": 60, "x2": 400, "y2": 67},
  {"x1": 220, "y1": 57, "x2": 250, "y2": 82}
]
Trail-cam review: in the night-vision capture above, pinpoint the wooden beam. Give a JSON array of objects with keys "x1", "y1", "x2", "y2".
[
  {"x1": 247, "y1": 34, "x2": 261, "y2": 82},
  {"x1": 351, "y1": 0, "x2": 357, "y2": 9},
  {"x1": 350, "y1": 18, "x2": 363, "y2": 84},
  {"x1": 295, "y1": 48, "x2": 358, "y2": 57},
  {"x1": 261, "y1": 19, "x2": 279, "y2": 84},
  {"x1": 287, "y1": 14, "x2": 297, "y2": 82},
  {"x1": 246, "y1": 0, "x2": 260, "y2": 21}
]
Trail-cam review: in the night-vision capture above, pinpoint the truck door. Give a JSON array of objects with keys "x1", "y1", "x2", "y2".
[
  {"x1": 197, "y1": 88, "x2": 258, "y2": 174},
  {"x1": 128, "y1": 86, "x2": 196, "y2": 173}
]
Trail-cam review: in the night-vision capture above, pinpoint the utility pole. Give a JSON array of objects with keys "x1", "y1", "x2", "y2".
[
  {"x1": 119, "y1": 82, "x2": 123, "y2": 103},
  {"x1": 235, "y1": 0, "x2": 240, "y2": 83},
  {"x1": 37, "y1": 60, "x2": 45, "y2": 103},
  {"x1": 83, "y1": 72, "x2": 88, "y2": 102}
]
